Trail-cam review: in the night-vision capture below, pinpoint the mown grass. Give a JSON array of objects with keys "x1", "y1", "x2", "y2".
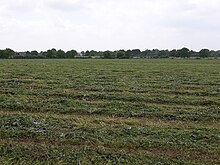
[{"x1": 0, "y1": 59, "x2": 219, "y2": 164}]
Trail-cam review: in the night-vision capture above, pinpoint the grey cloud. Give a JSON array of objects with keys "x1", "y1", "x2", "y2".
[
  {"x1": 47, "y1": 0, "x2": 87, "y2": 12},
  {"x1": 0, "y1": 0, "x2": 220, "y2": 51},
  {"x1": 1, "y1": 0, "x2": 38, "y2": 12}
]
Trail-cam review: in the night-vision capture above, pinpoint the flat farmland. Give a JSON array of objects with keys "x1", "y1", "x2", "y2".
[{"x1": 0, "y1": 59, "x2": 219, "y2": 164}]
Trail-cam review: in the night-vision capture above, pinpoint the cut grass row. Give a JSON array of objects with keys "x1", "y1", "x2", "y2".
[
  {"x1": 0, "y1": 96, "x2": 219, "y2": 121},
  {"x1": 0, "y1": 59, "x2": 219, "y2": 164},
  {"x1": 1, "y1": 112, "x2": 219, "y2": 164}
]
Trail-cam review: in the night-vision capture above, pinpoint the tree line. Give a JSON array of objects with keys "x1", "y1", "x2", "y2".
[{"x1": 0, "y1": 48, "x2": 219, "y2": 59}]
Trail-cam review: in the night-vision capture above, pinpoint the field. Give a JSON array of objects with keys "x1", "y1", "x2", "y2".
[{"x1": 0, "y1": 59, "x2": 219, "y2": 164}]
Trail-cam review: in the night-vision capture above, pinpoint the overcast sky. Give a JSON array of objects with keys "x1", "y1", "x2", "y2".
[{"x1": 0, "y1": 0, "x2": 220, "y2": 51}]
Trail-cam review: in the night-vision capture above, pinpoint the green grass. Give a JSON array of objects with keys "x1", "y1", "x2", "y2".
[{"x1": 0, "y1": 59, "x2": 219, "y2": 164}]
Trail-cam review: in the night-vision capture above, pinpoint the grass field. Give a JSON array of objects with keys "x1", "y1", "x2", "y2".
[{"x1": 0, "y1": 59, "x2": 219, "y2": 164}]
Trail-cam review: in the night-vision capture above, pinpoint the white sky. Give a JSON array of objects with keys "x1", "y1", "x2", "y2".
[{"x1": 0, "y1": 0, "x2": 220, "y2": 51}]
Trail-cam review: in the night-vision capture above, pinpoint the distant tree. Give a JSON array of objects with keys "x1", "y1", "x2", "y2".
[
  {"x1": 46, "y1": 49, "x2": 57, "y2": 58},
  {"x1": 131, "y1": 49, "x2": 141, "y2": 56},
  {"x1": 189, "y1": 50, "x2": 198, "y2": 57},
  {"x1": 57, "y1": 49, "x2": 66, "y2": 58},
  {"x1": 142, "y1": 49, "x2": 151, "y2": 58},
  {"x1": 84, "y1": 51, "x2": 90, "y2": 57},
  {"x1": 170, "y1": 49, "x2": 177, "y2": 57},
  {"x1": 81, "y1": 51, "x2": 85, "y2": 56},
  {"x1": 212, "y1": 50, "x2": 220, "y2": 57},
  {"x1": 103, "y1": 51, "x2": 114, "y2": 59},
  {"x1": 31, "y1": 50, "x2": 39, "y2": 56},
  {"x1": 26, "y1": 51, "x2": 31, "y2": 55},
  {"x1": 0, "y1": 50, "x2": 4, "y2": 58},
  {"x1": 66, "y1": 50, "x2": 77, "y2": 58},
  {"x1": 90, "y1": 50, "x2": 98, "y2": 56},
  {"x1": 1, "y1": 47, "x2": 219, "y2": 59},
  {"x1": 116, "y1": 51, "x2": 126, "y2": 59},
  {"x1": 176, "y1": 48, "x2": 190, "y2": 58},
  {"x1": 199, "y1": 49, "x2": 209, "y2": 58},
  {"x1": 0, "y1": 48, "x2": 15, "y2": 58},
  {"x1": 125, "y1": 50, "x2": 132, "y2": 58},
  {"x1": 151, "y1": 49, "x2": 160, "y2": 58},
  {"x1": 158, "y1": 50, "x2": 170, "y2": 58}
]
